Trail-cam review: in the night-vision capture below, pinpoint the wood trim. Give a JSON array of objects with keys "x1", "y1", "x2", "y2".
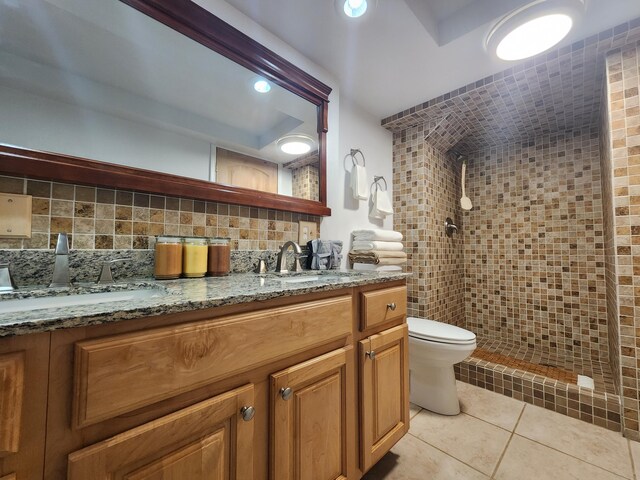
[
  {"x1": 0, "y1": 352, "x2": 24, "y2": 455},
  {"x1": 0, "y1": 144, "x2": 331, "y2": 216}
]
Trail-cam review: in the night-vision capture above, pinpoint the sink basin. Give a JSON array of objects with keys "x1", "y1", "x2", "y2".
[{"x1": 0, "y1": 288, "x2": 163, "y2": 315}]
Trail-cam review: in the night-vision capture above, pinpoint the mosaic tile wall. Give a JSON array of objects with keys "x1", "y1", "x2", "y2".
[
  {"x1": 382, "y1": 18, "x2": 640, "y2": 154},
  {"x1": 462, "y1": 130, "x2": 608, "y2": 363},
  {"x1": 291, "y1": 165, "x2": 319, "y2": 201},
  {"x1": 0, "y1": 175, "x2": 319, "y2": 251},
  {"x1": 603, "y1": 42, "x2": 640, "y2": 440},
  {"x1": 392, "y1": 125, "x2": 465, "y2": 327},
  {"x1": 599, "y1": 86, "x2": 622, "y2": 401}
]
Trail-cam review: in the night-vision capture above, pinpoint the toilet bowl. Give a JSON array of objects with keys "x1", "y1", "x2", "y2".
[{"x1": 408, "y1": 317, "x2": 476, "y2": 415}]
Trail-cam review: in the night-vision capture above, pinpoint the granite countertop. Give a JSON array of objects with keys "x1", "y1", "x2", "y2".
[{"x1": 0, "y1": 271, "x2": 409, "y2": 337}]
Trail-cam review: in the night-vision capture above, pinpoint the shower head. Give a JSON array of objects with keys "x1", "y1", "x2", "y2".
[{"x1": 449, "y1": 150, "x2": 465, "y2": 162}]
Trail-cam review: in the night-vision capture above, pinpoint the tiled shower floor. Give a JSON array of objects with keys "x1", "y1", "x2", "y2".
[{"x1": 474, "y1": 338, "x2": 617, "y2": 395}]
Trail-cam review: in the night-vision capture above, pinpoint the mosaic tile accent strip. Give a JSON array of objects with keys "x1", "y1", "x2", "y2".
[
  {"x1": 392, "y1": 126, "x2": 465, "y2": 326},
  {"x1": 472, "y1": 347, "x2": 578, "y2": 385},
  {"x1": 382, "y1": 18, "x2": 640, "y2": 154},
  {"x1": 603, "y1": 42, "x2": 640, "y2": 441},
  {"x1": 462, "y1": 130, "x2": 608, "y2": 364},
  {"x1": 455, "y1": 357, "x2": 622, "y2": 433},
  {"x1": 0, "y1": 176, "x2": 319, "y2": 251}
]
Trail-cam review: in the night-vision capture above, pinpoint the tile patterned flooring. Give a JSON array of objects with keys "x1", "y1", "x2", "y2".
[{"x1": 363, "y1": 381, "x2": 639, "y2": 480}]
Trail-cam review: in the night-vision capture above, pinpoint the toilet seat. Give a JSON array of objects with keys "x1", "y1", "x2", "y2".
[{"x1": 407, "y1": 317, "x2": 476, "y2": 345}]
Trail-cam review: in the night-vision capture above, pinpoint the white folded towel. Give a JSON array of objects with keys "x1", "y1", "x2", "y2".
[
  {"x1": 352, "y1": 229, "x2": 403, "y2": 242},
  {"x1": 369, "y1": 188, "x2": 393, "y2": 218},
  {"x1": 350, "y1": 165, "x2": 368, "y2": 200},
  {"x1": 352, "y1": 240, "x2": 404, "y2": 251},
  {"x1": 352, "y1": 263, "x2": 403, "y2": 272}
]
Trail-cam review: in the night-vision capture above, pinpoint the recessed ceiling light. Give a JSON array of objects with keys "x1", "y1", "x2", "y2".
[
  {"x1": 253, "y1": 79, "x2": 271, "y2": 93},
  {"x1": 486, "y1": 0, "x2": 584, "y2": 62},
  {"x1": 343, "y1": 0, "x2": 367, "y2": 18},
  {"x1": 277, "y1": 134, "x2": 315, "y2": 155}
]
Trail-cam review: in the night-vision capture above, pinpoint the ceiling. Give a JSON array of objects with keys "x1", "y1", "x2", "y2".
[{"x1": 219, "y1": 0, "x2": 640, "y2": 120}]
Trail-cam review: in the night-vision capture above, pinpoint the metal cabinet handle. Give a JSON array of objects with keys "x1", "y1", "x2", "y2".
[
  {"x1": 240, "y1": 406, "x2": 255, "y2": 421},
  {"x1": 387, "y1": 302, "x2": 397, "y2": 311},
  {"x1": 366, "y1": 351, "x2": 376, "y2": 360},
  {"x1": 280, "y1": 387, "x2": 293, "y2": 401}
]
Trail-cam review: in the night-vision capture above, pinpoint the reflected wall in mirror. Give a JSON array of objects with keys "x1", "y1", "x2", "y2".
[{"x1": 0, "y1": 0, "x2": 331, "y2": 215}]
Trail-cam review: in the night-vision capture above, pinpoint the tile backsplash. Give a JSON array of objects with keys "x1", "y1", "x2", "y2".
[{"x1": 0, "y1": 176, "x2": 319, "y2": 251}]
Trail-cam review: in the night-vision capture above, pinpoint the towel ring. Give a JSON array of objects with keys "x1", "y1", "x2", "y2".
[
  {"x1": 349, "y1": 148, "x2": 366, "y2": 167},
  {"x1": 371, "y1": 175, "x2": 388, "y2": 192}
]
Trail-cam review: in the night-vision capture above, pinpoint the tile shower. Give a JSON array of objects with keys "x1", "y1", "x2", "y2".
[{"x1": 387, "y1": 18, "x2": 640, "y2": 437}]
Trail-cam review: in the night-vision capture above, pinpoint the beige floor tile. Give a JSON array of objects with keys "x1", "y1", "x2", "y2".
[
  {"x1": 495, "y1": 435, "x2": 625, "y2": 480},
  {"x1": 516, "y1": 404, "x2": 632, "y2": 478},
  {"x1": 628, "y1": 439, "x2": 640, "y2": 479},
  {"x1": 363, "y1": 433, "x2": 488, "y2": 480},
  {"x1": 409, "y1": 403, "x2": 422, "y2": 419},
  {"x1": 457, "y1": 381, "x2": 525, "y2": 431},
  {"x1": 410, "y1": 410, "x2": 511, "y2": 476}
]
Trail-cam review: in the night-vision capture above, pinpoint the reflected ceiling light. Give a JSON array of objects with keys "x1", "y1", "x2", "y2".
[
  {"x1": 486, "y1": 0, "x2": 584, "y2": 61},
  {"x1": 253, "y1": 79, "x2": 271, "y2": 93},
  {"x1": 277, "y1": 134, "x2": 314, "y2": 155},
  {"x1": 343, "y1": 0, "x2": 367, "y2": 18}
]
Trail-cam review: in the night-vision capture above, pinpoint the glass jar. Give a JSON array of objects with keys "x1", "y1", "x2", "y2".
[
  {"x1": 207, "y1": 237, "x2": 231, "y2": 276},
  {"x1": 182, "y1": 237, "x2": 208, "y2": 278},
  {"x1": 154, "y1": 236, "x2": 183, "y2": 279}
]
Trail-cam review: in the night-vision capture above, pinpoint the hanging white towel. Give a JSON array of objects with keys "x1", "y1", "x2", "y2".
[
  {"x1": 352, "y1": 240, "x2": 404, "y2": 251},
  {"x1": 352, "y1": 229, "x2": 403, "y2": 242},
  {"x1": 350, "y1": 165, "x2": 368, "y2": 200},
  {"x1": 369, "y1": 188, "x2": 393, "y2": 219}
]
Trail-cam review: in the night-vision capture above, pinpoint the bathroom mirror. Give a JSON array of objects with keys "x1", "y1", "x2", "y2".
[{"x1": 0, "y1": 0, "x2": 331, "y2": 215}]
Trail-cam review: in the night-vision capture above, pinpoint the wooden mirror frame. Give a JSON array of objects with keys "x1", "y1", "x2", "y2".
[{"x1": 0, "y1": 0, "x2": 332, "y2": 216}]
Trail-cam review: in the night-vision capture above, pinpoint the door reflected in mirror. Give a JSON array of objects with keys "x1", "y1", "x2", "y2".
[{"x1": 0, "y1": 0, "x2": 321, "y2": 201}]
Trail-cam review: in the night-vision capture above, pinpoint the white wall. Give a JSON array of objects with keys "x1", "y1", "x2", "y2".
[{"x1": 195, "y1": 0, "x2": 395, "y2": 268}]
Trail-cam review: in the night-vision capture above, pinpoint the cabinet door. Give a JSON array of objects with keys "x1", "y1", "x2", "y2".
[
  {"x1": 0, "y1": 333, "x2": 49, "y2": 480},
  {"x1": 67, "y1": 384, "x2": 255, "y2": 480},
  {"x1": 359, "y1": 324, "x2": 409, "y2": 472},
  {"x1": 271, "y1": 347, "x2": 353, "y2": 480}
]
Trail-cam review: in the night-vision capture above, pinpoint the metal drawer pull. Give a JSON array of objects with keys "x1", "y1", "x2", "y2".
[
  {"x1": 240, "y1": 406, "x2": 255, "y2": 421},
  {"x1": 280, "y1": 387, "x2": 293, "y2": 400},
  {"x1": 366, "y1": 351, "x2": 376, "y2": 360},
  {"x1": 387, "y1": 302, "x2": 397, "y2": 311}
]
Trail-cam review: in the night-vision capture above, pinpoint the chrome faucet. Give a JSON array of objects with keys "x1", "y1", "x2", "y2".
[
  {"x1": 96, "y1": 258, "x2": 131, "y2": 284},
  {"x1": 49, "y1": 232, "x2": 72, "y2": 288},
  {"x1": 275, "y1": 241, "x2": 303, "y2": 273}
]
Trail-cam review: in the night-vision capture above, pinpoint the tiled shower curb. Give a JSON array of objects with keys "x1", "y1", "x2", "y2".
[{"x1": 455, "y1": 356, "x2": 622, "y2": 434}]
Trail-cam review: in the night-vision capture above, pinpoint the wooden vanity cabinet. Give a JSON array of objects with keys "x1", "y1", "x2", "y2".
[
  {"x1": 356, "y1": 284, "x2": 409, "y2": 475},
  {"x1": 0, "y1": 333, "x2": 50, "y2": 480}
]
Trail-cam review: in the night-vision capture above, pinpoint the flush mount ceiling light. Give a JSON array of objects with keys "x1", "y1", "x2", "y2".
[
  {"x1": 335, "y1": 0, "x2": 375, "y2": 20},
  {"x1": 343, "y1": 0, "x2": 367, "y2": 18},
  {"x1": 277, "y1": 134, "x2": 315, "y2": 155},
  {"x1": 486, "y1": 0, "x2": 584, "y2": 61},
  {"x1": 253, "y1": 79, "x2": 271, "y2": 93}
]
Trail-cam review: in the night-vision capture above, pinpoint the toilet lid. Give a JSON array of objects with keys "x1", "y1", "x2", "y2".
[{"x1": 407, "y1": 317, "x2": 476, "y2": 345}]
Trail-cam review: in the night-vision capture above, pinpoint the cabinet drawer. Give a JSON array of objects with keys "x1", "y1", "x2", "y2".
[
  {"x1": 73, "y1": 295, "x2": 352, "y2": 429},
  {"x1": 360, "y1": 286, "x2": 407, "y2": 331}
]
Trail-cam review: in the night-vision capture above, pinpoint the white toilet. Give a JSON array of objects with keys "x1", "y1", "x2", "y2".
[{"x1": 408, "y1": 317, "x2": 476, "y2": 415}]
